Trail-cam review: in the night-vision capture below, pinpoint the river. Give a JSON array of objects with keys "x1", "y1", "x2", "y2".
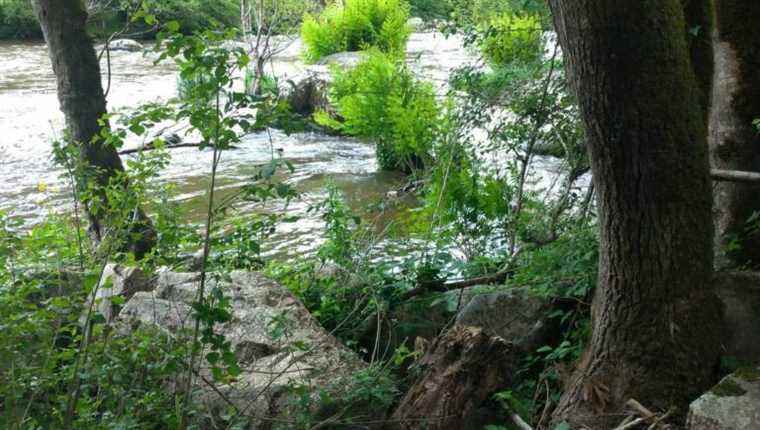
[{"x1": 0, "y1": 33, "x2": 476, "y2": 257}]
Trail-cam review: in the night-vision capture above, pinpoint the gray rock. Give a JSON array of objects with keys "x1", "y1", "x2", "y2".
[
  {"x1": 456, "y1": 288, "x2": 555, "y2": 351},
  {"x1": 90, "y1": 264, "x2": 152, "y2": 323},
  {"x1": 714, "y1": 272, "x2": 760, "y2": 365},
  {"x1": 117, "y1": 269, "x2": 367, "y2": 422},
  {"x1": 316, "y1": 51, "x2": 365, "y2": 68},
  {"x1": 687, "y1": 367, "x2": 760, "y2": 429},
  {"x1": 109, "y1": 39, "x2": 143, "y2": 52}
]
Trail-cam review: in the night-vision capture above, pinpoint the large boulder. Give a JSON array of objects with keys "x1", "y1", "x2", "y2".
[
  {"x1": 456, "y1": 288, "x2": 558, "y2": 351},
  {"x1": 91, "y1": 264, "x2": 152, "y2": 323},
  {"x1": 116, "y1": 269, "x2": 369, "y2": 423},
  {"x1": 687, "y1": 367, "x2": 760, "y2": 429},
  {"x1": 714, "y1": 272, "x2": 760, "y2": 365},
  {"x1": 109, "y1": 39, "x2": 143, "y2": 52}
]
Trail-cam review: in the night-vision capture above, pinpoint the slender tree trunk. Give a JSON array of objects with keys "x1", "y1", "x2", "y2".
[
  {"x1": 709, "y1": 0, "x2": 760, "y2": 268},
  {"x1": 547, "y1": 1, "x2": 722, "y2": 428},
  {"x1": 32, "y1": 0, "x2": 155, "y2": 258}
]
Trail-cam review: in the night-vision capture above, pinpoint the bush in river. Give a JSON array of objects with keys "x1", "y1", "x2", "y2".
[
  {"x1": 316, "y1": 49, "x2": 440, "y2": 173},
  {"x1": 300, "y1": 0, "x2": 411, "y2": 63}
]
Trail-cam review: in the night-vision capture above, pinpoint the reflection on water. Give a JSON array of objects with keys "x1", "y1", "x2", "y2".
[{"x1": 0, "y1": 34, "x2": 473, "y2": 258}]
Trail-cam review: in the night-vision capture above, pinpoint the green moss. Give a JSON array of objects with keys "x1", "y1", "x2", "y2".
[
  {"x1": 734, "y1": 366, "x2": 760, "y2": 383},
  {"x1": 711, "y1": 377, "x2": 747, "y2": 397}
]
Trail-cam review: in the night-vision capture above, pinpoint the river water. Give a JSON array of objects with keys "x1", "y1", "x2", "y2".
[{"x1": 0, "y1": 33, "x2": 476, "y2": 257}]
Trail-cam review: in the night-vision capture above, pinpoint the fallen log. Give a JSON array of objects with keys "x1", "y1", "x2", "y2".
[{"x1": 119, "y1": 142, "x2": 239, "y2": 155}]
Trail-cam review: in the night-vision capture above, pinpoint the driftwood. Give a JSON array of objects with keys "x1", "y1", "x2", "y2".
[
  {"x1": 118, "y1": 142, "x2": 239, "y2": 155},
  {"x1": 388, "y1": 326, "x2": 518, "y2": 430},
  {"x1": 711, "y1": 169, "x2": 760, "y2": 183}
]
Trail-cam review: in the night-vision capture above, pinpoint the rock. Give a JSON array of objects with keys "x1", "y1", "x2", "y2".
[
  {"x1": 117, "y1": 269, "x2": 368, "y2": 422},
  {"x1": 687, "y1": 367, "x2": 760, "y2": 429},
  {"x1": 285, "y1": 72, "x2": 331, "y2": 116},
  {"x1": 456, "y1": 288, "x2": 557, "y2": 351},
  {"x1": 162, "y1": 132, "x2": 182, "y2": 145},
  {"x1": 91, "y1": 264, "x2": 152, "y2": 323},
  {"x1": 407, "y1": 17, "x2": 424, "y2": 32},
  {"x1": 714, "y1": 272, "x2": 760, "y2": 365},
  {"x1": 109, "y1": 39, "x2": 143, "y2": 52},
  {"x1": 316, "y1": 51, "x2": 365, "y2": 68},
  {"x1": 221, "y1": 40, "x2": 248, "y2": 52}
]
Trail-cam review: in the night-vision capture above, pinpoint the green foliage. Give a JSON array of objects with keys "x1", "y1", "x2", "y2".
[
  {"x1": 449, "y1": 0, "x2": 547, "y2": 28},
  {"x1": 0, "y1": 213, "x2": 188, "y2": 428},
  {"x1": 0, "y1": 0, "x2": 41, "y2": 39},
  {"x1": 300, "y1": 0, "x2": 411, "y2": 63},
  {"x1": 480, "y1": 13, "x2": 543, "y2": 66},
  {"x1": 423, "y1": 131, "x2": 512, "y2": 259},
  {"x1": 243, "y1": 68, "x2": 279, "y2": 96},
  {"x1": 276, "y1": 364, "x2": 399, "y2": 429},
  {"x1": 409, "y1": 0, "x2": 452, "y2": 21},
  {"x1": 318, "y1": 50, "x2": 440, "y2": 172},
  {"x1": 131, "y1": 0, "x2": 240, "y2": 35}
]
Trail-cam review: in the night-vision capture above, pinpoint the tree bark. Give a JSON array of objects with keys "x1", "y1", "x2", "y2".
[
  {"x1": 547, "y1": 1, "x2": 722, "y2": 428},
  {"x1": 32, "y1": 0, "x2": 155, "y2": 258},
  {"x1": 709, "y1": 0, "x2": 760, "y2": 268}
]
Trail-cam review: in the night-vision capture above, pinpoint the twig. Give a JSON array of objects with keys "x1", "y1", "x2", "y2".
[
  {"x1": 613, "y1": 417, "x2": 646, "y2": 430},
  {"x1": 509, "y1": 411, "x2": 534, "y2": 430}
]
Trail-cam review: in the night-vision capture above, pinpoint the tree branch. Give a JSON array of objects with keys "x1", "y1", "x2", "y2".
[{"x1": 711, "y1": 169, "x2": 760, "y2": 183}]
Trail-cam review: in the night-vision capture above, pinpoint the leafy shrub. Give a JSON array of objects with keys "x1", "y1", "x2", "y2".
[
  {"x1": 137, "y1": 0, "x2": 240, "y2": 35},
  {"x1": 0, "y1": 0, "x2": 42, "y2": 39},
  {"x1": 449, "y1": 0, "x2": 546, "y2": 27},
  {"x1": 317, "y1": 50, "x2": 440, "y2": 172},
  {"x1": 480, "y1": 13, "x2": 543, "y2": 66},
  {"x1": 409, "y1": 0, "x2": 452, "y2": 21},
  {"x1": 301, "y1": 0, "x2": 411, "y2": 63}
]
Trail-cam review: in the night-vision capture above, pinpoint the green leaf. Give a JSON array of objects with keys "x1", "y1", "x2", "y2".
[{"x1": 166, "y1": 20, "x2": 180, "y2": 33}]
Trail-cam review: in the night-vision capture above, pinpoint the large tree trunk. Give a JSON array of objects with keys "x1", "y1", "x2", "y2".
[
  {"x1": 547, "y1": 1, "x2": 723, "y2": 428},
  {"x1": 32, "y1": 0, "x2": 154, "y2": 258},
  {"x1": 709, "y1": 1, "x2": 760, "y2": 268}
]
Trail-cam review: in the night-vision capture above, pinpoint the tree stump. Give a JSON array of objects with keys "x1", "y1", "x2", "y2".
[{"x1": 389, "y1": 326, "x2": 517, "y2": 429}]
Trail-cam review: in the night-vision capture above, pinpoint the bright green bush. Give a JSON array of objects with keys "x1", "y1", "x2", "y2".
[
  {"x1": 317, "y1": 50, "x2": 439, "y2": 172},
  {"x1": 301, "y1": 0, "x2": 411, "y2": 63},
  {"x1": 480, "y1": 13, "x2": 543, "y2": 66}
]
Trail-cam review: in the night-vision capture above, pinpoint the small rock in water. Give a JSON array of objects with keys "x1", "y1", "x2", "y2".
[
  {"x1": 108, "y1": 39, "x2": 143, "y2": 52},
  {"x1": 162, "y1": 132, "x2": 182, "y2": 145}
]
